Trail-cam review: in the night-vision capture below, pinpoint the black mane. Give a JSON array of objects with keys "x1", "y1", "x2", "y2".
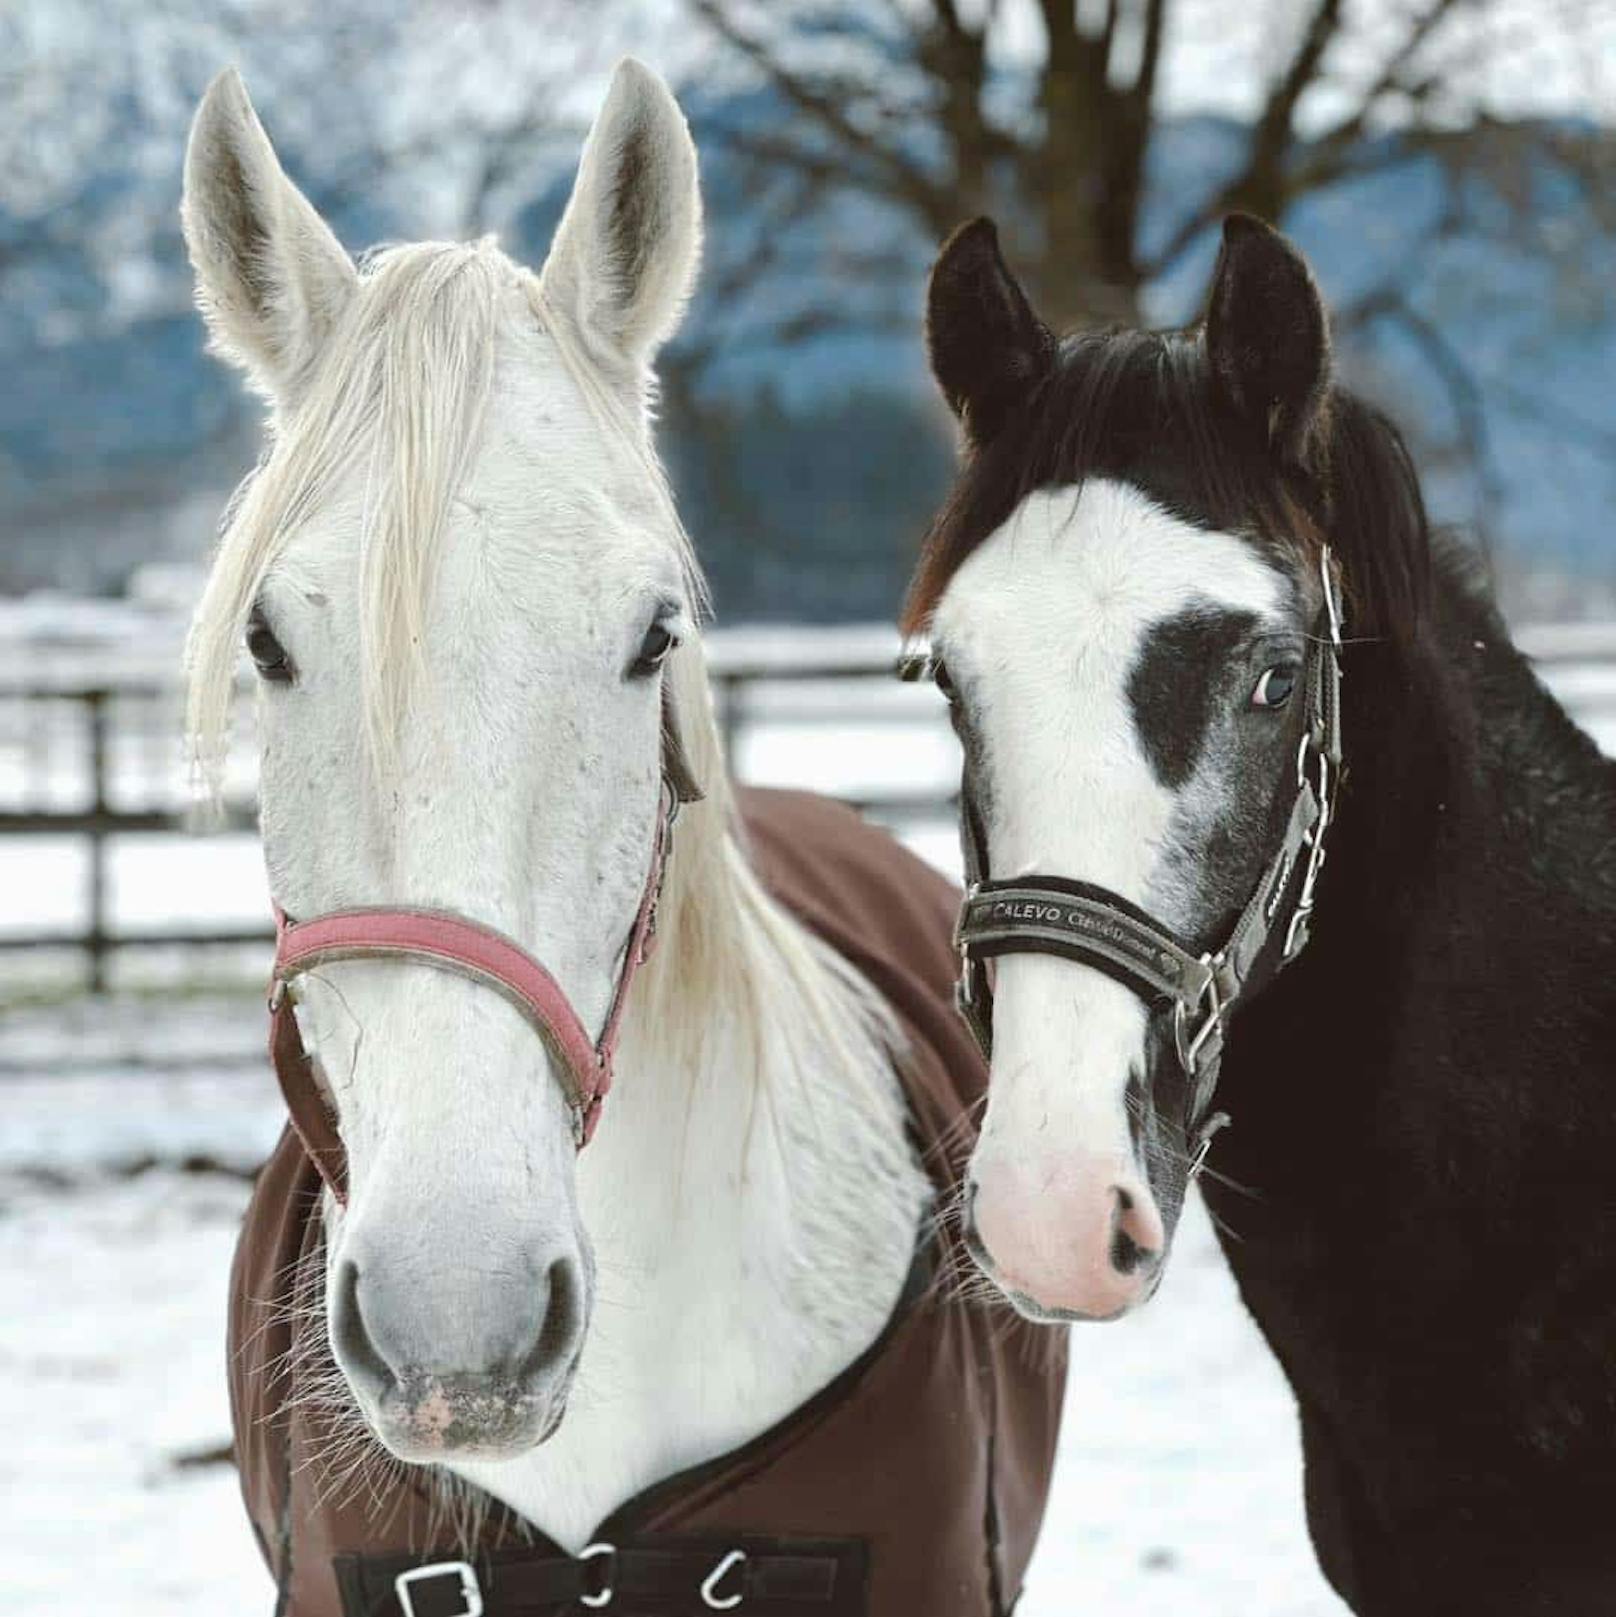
[{"x1": 904, "y1": 325, "x2": 1431, "y2": 649}]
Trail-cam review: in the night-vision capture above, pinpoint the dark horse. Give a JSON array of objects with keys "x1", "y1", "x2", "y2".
[{"x1": 902, "y1": 212, "x2": 1616, "y2": 1612}]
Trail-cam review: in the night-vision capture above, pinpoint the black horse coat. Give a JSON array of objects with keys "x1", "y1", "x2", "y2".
[{"x1": 1207, "y1": 547, "x2": 1616, "y2": 1614}]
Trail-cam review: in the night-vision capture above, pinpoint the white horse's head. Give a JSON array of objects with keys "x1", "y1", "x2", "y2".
[{"x1": 183, "y1": 61, "x2": 705, "y2": 1460}]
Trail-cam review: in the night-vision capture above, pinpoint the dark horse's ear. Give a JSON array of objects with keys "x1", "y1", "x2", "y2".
[
  {"x1": 1205, "y1": 213, "x2": 1331, "y2": 469},
  {"x1": 926, "y1": 218, "x2": 1054, "y2": 446}
]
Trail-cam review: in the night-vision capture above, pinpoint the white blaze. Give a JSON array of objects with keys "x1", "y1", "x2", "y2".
[{"x1": 931, "y1": 478, "x2": 1286, "y2": 1169}]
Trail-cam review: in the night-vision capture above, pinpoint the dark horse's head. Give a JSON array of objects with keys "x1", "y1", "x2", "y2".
[{"x1": 906, "y1": 214, "x2": 1429, "y2": 1321}]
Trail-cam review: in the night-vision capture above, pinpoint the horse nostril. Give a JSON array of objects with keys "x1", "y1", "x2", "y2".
[
  {"x1": 1109, "y1": 1224, "x2": 1151, "y2": 1277},
  {"x1": 331, "y1": 1257, "x2": 396, "y2": 1389},
  {"x1": 1108, "y1": 1186, "x2": 1162, "y2": 1278},
  {"x1": 518, "y1": 1257, "x2": 586, "y2": 1384}
]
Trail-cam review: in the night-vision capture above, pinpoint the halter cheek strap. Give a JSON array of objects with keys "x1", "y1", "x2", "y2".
[
  {"x1": 945, "y1": 548, "x2": 1345, "y2": 1167},
  {"x1": 267, "y1": 775, "x2": 688, "y2": 1204}
]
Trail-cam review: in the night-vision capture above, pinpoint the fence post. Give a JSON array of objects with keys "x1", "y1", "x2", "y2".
[
  {"x1": 718, "y1": 672, "x2": 741, "y2": 768},
  {"x1": 86, "y1": 688, "x2": 110, "y2": 994}
]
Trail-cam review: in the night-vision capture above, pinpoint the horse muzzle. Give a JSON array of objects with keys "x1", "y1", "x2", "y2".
[
  {"x1": 964, "y1": 1149, "x2": 1167, "y2": 1322},
  {"x1": 329, "y1": 1246, "x2": 589, "y2": 1460}
]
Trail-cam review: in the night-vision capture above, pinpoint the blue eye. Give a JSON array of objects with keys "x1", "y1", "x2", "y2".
[{"x1": 1251, "y1": 664, "x2": 1297, "y2": 709}]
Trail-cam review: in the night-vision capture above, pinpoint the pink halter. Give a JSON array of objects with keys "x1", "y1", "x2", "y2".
[{"x1": 267, "y1": 778, "x2": 681, "y2": 1203}]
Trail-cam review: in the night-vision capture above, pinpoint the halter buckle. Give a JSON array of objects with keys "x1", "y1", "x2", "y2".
[
  {"x1": 394, "y1": 1561, "x2": 483, "y2": 1617},
  {"x1": 954, "y1": 882, "x2": 979, "y2": 986},
  {"x1": 1172, "y1": 954, "x2": 1225, "y2": 1076}
]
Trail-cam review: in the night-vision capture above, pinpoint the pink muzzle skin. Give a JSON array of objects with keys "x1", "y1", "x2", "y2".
[{"x1": 266, "y1": 779, "x2": 680, "y2": 1205}]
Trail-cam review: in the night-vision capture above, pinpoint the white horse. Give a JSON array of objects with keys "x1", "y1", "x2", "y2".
[{"x1": 182, "y1": 60, "x2": 930, "y2": 1550}]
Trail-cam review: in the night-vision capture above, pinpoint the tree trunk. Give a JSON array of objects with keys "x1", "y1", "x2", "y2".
[{"x1": 1027, "y1": 20, "x2": 1144, "y2": 332}]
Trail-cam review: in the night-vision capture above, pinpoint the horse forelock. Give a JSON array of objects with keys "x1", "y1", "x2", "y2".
[
  {"x1": 183, "y1": 236, "x2": 705, "y2": 797},
  {"x1": 902, "y1": 325, "x2": 1432, "y2": 647}
]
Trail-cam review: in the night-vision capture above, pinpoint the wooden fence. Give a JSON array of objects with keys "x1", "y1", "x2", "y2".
[
  {"x1": 3, "y1": 624, "x2": 1613, "y2": 992},
  {"x1": 0, "y1": 642, "x2": 945, "y2": 989}
]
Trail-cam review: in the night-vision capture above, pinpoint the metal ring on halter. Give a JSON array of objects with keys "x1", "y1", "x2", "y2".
[
  {"x1": 700, "y1": 1549, "x2": 748, "y2": 1610},
  {"x1": 1172, "y1": 955, "x2": 1224, "y2": 1075},
  {"x1": 1171, "y1": 998, "x2": 1192, "y2": 1072},
  {"x1": 1186, "y1": 1134, "x2": 1214, "y2": 1180},
  {"x1": 578, "y1": 1542, "x2": 617, "y2": 1608},
  {"x1": 1320, "y1": 546, "x2": 1345, "y2": 646}
]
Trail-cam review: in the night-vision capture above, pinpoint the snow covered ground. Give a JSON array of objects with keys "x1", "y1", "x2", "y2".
[{"x1": 3, "y1": 614, "x2": 1612, "y2": 1615}]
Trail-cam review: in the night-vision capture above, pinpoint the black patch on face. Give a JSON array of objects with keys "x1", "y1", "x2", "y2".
[{"x1": 1127, "y1": 606, "x2": 1260, "y2": 790}]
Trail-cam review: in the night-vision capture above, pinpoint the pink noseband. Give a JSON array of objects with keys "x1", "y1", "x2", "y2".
[{"x1": 267, "y1": 778, "x2": 681, "y2": 1203}]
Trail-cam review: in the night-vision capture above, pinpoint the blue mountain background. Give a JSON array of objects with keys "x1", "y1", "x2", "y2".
[{"x1": 5, "y1": 84, "x2": 1613, "y2": 619}]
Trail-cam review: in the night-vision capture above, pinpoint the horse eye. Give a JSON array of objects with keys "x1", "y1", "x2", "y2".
[
  {"x1": 631, "y1": 621, "x2": 679, "y2": 678},
  {"x1": 1251, "y1": 664, "x2": 1298, "y2": 710},
  {"x1": 245, "y1": 609, "x2": 294, "y2": 684}
]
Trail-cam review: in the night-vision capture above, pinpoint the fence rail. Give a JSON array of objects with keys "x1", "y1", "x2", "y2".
[
  {"x1": 3, "y1": 625, "x2": 1613, "y2": 991},
  {"x1": 0, "y1": 644, "x2": 955, "y2": 988}
]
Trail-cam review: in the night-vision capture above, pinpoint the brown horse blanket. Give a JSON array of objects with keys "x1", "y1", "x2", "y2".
[{"x1": 230, "y1": 787, "x2": 1068, "y2": 1615}]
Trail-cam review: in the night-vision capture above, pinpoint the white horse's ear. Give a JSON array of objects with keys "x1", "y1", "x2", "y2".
[
  {"x1": 181, "y1": 68, "x2": 357, "y2": 405},
  {"x1": 539, "y1": 58, "x2": 702, "y2": 374}
]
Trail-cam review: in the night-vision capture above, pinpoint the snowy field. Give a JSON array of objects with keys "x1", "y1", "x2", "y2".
[{"x1": 3, "y1": 609, "x2": 1613, "y2": 1615}]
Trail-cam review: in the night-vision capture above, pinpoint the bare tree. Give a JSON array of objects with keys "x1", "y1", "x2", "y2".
[
  {"x1": 681, "y1": 0, "x2": 1616, "y2": 563},
  {"x1": 688, "y1": 0, "x2": 1614, "y2": 331},
  {"x1": 0, "y1": 0, "x2": 601, "y2": 336}
]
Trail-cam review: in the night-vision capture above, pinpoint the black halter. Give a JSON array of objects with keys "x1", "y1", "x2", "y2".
[{"x1": 911, "y1": 550, "x2": 1345, "y2": 1169}]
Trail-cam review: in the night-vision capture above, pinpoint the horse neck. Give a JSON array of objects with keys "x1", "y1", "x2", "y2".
[
  {"x1": 1224, "y1": 559, "x2": 1616, "y2": 1199},
  {"x1": 1196, "y1": 569, "x2": 1616, "y2": 1592},
  {"x1": 562, "y1": 648, "x2": 923, "y2": 1480}
]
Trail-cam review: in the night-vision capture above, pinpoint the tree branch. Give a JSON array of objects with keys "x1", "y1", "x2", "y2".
[
  {"x1": 1307, "y1": 0, "x2": 1461, "y2": 158},
  {"x1": 1254, "y1": 0, "x2": 1344, "y2": 158},
  {"x1": 690, "y1": 0, "x2": 954, "y2": 230},
  {"x1": 1142, "y1": 0, "x2": 1465, "y2": 278}
]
